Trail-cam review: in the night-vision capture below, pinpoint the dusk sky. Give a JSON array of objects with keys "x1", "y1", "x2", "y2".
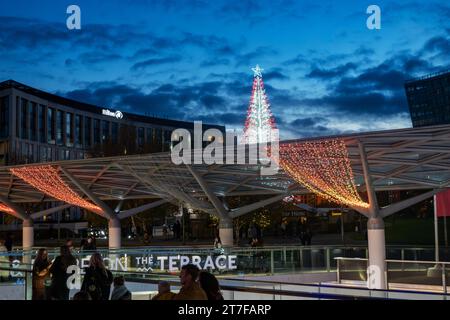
[{"x1": 1, "y1": 0, "x2": 449, "y2": 139}]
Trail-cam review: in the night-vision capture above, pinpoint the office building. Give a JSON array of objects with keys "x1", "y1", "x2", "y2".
[{"x1": 405, "y1": 70, "x2": 450, "y2": 127}]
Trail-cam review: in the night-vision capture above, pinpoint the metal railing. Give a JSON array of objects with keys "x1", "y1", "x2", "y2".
[
  {"x1": 1, "y1": 264, "x2": 450, "y2": 300},
  {"x1": 3, "y1": 245, "x2": 450, "y2": 277},
  {"x1": 336, "y1": 257, "x2": 450, "y2": 294}
]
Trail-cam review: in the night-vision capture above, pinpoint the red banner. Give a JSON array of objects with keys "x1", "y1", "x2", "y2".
[{"x1": 436, "y1": 189, "x2": 450, "y2": 217}]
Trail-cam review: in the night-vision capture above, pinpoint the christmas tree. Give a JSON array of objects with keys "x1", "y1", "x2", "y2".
[{"x1": 242, "y1": 65, "x2": 277, "y2": 144}]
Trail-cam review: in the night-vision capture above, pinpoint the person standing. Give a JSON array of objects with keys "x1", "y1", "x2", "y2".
[
  {"x1": 173, "y1": 264, "x2": 207, "y2": 300},
  {"x1": 198, "y1": 271, "x2": 224, "y2": 300},
  {"x1": 0, "y1": 239, "x2": 10, "y2": 282},
  {"x1": 4, "y1": 233, "x2": 13, "y2": 265},
  {"x1": 79, "y1": 238, "x2": 87, "y2": 252},
  {"x1": 81, "y1": 252, "x2": 113, "y2": 300},
  {"x1": 65, "y1": 239, "x2": 74, "y2": 250},
  {"x1": 84, "y1": 237, "x2": 95, "y2": 251},
  {"x1": 174, "y1": 220, "x2": 181, "y2": 240},
  {"x1": 110, "y1": 276, "x2": 132, "y2": 300},
  {"x1": 49, "y1": 245, "x2": 77, "y2": 300},
  {"x1": 152, "y1": 281, "x2": 176, "y2": 300},
  {"x1": 281, "y1": 219, "x2": 287, "y2": 239},
  {"x1": 4, "y1": 233, "x2": 13, "y2": 253},
  {"x1": 32, "y1": 248, "x2": 52, "y2": 300},
  {"x1": 213, "y1": 236, "x2": 222, "y2": 249}
]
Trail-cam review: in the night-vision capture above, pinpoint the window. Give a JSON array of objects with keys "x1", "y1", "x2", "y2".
[
  {"x1": 112, "y1": 122, "x2": 118, "y2": 144},
  {"x1": 146, "y1": 128, "x2": 154, "y2": 144},
  {"x1": 93, "y1": 119, "x2": 100, "y2": 145},
  {"x1": 101, "y1": 120, "x2": 109, "y2": 142},
  {"x1": 21, "y1": 99, "x2": 28, "y2": 140},
  {"x1": 0, "y1": 96, "x2": 9, "y2": 139},
  {"x1": 155, "y1": 128, "x2": 162, "y2": 145},
  {"x1": 84, "y1": 117, "x2": 92, "y2": 147},
  {"x1": 29, "y1": 102, "x2": 37, "y2": 141},
  {"x1": 56, "y1": 110, "x2": 64, "y2": 145},
  {"x1": 75, "y1": 115, "x2": 82, "y2": 147},
  {"x1": 16, "y1": 97, "x2": 20, "y2": 138},
  {"x1": 138, "y1": 127, "x2": 144, "y2": 147},
  {"x1": 39, "y1": 146, "x2": 52, "y2": 162},
  {"x1": 47, "y1": 107, "x2": 55, "y2": 144},
  {"x1": 163, "y1": 130, "x2": 172, "y2": 151},
  {"x1": 38, "y1": 105, "x2": 46, "y2": 143},
  {"x1": 66, "y1": 113, "x2": 73, "y2": 146}
]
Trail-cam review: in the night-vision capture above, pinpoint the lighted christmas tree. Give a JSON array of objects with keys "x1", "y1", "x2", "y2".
[{"x1": 242, "y1": 65, "x2": 277, "y2": 144}]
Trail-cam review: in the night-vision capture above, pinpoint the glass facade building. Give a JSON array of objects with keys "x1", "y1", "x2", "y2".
[
  {"x1": 405, "y1": 70, "x2": 450, "y2": 127},
  {"x1": 0, "y1": 79, "x2": 225, "y2": 166}
]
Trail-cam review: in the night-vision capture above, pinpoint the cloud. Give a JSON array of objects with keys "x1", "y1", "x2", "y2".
[
  {"x1": 200, "y1": 58, "x2": 231, "y2": 67},
  {"x1": 422, "y1": 35, "x2": 450, "y2": 55},
  {"x1": 290, "y1": 117, "x2": 327, "y2": 128},
  {"x1": 282, "y1": 54, "x2": 309, "y2": 66},
  {"x1": 234, "y1": 47, "x2": 278, "y2": 67},
  {"x1": 303, "y1": 92, "x2": 408, "y2": 115},
  {"x1": 264, "y1": 70, "x2": 290, "y2": 81},
  {"x1": 307, "y1": 62, "x2": 357, "y2": 79},
  {"x1": 79, "y1": 52, "x2": 122, "y2": 65},
  {"x1": 131, "y1": 56, "x2": 182, "y2": 71}
]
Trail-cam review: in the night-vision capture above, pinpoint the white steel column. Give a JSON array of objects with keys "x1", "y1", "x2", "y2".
[
  {"x1": 219, "y1": 218, "x2": 234, "y2": 247},
  {"x1": 219, "y1": 219, "x2": 234, "y2": 247},
  {"x1": 23, "y1": 219, "x2": 34, "y2": 250},
  {"x1": 359, "y1": 141, "x2": 387, "y2": 290},
  {"x1": 366, "y1": 217, "x2": 386, "y2": 289},
  {"x1": 108, "y1": 218, "x2": 121, "y2": 249}
]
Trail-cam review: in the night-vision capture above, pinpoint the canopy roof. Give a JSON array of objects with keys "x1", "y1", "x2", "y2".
[{"x1": 0, "y1": 124, "x2": 449, "y2": 214}]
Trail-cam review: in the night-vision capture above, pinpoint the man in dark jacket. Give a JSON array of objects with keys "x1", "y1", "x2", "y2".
[{"x1": 49, "y1": 246, "x2": 77, "y2": 300}]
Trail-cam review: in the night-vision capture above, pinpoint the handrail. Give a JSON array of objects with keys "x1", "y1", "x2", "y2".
[
  {"x1": 9, "y1": 244, "x2": 447, "y2": 251},
  {"x1": 335, "y1": 257, "x2": 450, "y2": 265},
  {"x1": 122, "y1": 275, "x2": 381, "y2": 300},
  {"x1": 0, "y1": 264, "x2": 448, "y2": 300},
  {"x1": 219, "y1": 276, "x2": 450, "y2": 297}
]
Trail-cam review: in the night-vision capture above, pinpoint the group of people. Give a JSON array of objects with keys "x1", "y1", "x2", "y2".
[
  {"x1": 281, "y1": 218, "x2": 313, "y2": 245},
  {"x1": 31, "y1": 245, "x2": 126, "y2": 300},
  {"x1": 30, "y1": 239, "x2": 223, "y2": 301}
]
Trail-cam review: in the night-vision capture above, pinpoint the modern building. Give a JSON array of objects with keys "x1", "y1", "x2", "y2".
[
  {"x1": 405, "y1": 69, "x2": 450, "y2": 127},
  {"x1": 0, "y1": 79, "x2": 225, "y2": 231},
  {"x1": 0, "y1": 80, "x2": 224, "y2": 166}
]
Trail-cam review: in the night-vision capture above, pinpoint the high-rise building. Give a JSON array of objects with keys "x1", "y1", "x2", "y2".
[
  {"x1": 404, "y1": 70, "x2": 450, "y2": 127},
  {"x1": 0, "y1": 80, "x2": 225, "y2": 166}
]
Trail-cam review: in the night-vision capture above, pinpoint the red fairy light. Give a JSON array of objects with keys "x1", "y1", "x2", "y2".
[
  {"x1": 0, "y1": 203, "x2": 15, "y2": 214},
  {"x1": 274, "y1": 139, "x2": 369, "y2": 209},
  {"x1": 10, "y1": 166, "x2": 103, "y2": 214}
]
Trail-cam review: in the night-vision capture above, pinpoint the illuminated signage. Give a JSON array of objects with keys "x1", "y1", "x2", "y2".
[{"x1": 102, "y1": 109, "x2": 123, "y2": 120}]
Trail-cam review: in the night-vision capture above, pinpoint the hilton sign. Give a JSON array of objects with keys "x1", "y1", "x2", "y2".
[{"x1": 102, "y1": 109, "x2": 124, "y2": 120}]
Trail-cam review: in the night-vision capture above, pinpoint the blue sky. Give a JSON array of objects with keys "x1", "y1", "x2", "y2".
[{"x1": 1, "y1": 0, "x2": 449, "y2": 139}]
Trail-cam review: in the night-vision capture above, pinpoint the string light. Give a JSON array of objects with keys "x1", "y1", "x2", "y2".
[
  {"x1": 10, "y1": 166, "x2": 103, "y2": 214},
  {"x1": 0, "y1": 203, "x2": 15, "y2": 214},
  {"x1": 273, "y1": 139, "x2": 369, "y2": 209},
  {"x1": 242, "y1": 64, "x2": 277, "y2": 144}
]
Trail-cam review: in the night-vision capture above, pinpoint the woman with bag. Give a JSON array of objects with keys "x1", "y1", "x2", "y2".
[
  {"x1": 32, "y1": 248, "x2": 52, "y2": 300},
  {"x1": 81, "y1": 253, "x2": 113, "y2": 300}
]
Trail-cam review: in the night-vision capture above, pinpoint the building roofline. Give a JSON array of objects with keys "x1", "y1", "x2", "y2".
[
  {"x1": 0, "y1": 79, "x2": 224, "y2": 130},
  {"x1": 405, "y1": 69, "x2": 450, "y2": 84}
]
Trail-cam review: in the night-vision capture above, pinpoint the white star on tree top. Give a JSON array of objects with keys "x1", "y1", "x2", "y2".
[{"x1": 252, "y1": 64, "x2": 263, "y2": 77}]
